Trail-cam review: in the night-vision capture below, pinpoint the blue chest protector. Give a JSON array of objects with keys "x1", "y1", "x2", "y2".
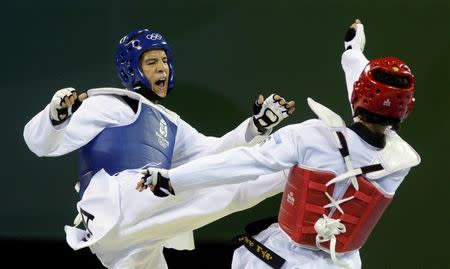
[{"x1": 78, "y1": 101, "x2": 177, "y2": 198}]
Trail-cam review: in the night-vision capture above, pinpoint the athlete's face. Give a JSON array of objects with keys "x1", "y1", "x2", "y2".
[{"x1": 140, "y1": 49, "x2": 169, "y2": 98}]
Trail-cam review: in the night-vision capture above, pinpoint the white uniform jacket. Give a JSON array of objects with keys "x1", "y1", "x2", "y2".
[{"x1": 23, "y1": 88, "x2": 288, "y2": 269}]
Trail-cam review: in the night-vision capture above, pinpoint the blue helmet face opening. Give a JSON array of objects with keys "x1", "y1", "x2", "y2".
[{"x1": 115, "y1": 29, "x2": 175, "y2": 94}]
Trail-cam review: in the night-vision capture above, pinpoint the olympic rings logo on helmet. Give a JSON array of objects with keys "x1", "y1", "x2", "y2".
[{"x1": 146, "y1": 33, "x2": 162, "y2": 41}]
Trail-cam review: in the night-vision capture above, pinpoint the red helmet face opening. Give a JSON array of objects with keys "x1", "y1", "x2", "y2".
[{"x1": 351, "y1": 57, "x2": 416, "y2": 121}]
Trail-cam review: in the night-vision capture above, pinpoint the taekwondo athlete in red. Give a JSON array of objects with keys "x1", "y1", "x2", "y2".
[
  {"x1": 23, "y1": 28, "x2": 295, "y2": 269},
  {"x1": 138, "y1": 20, "x2": 421, "y2": 269}
]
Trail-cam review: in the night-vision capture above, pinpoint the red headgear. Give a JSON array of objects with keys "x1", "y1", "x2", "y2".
[{"x1": 351, "y1": 57, "x2": 415, "y2": 121}]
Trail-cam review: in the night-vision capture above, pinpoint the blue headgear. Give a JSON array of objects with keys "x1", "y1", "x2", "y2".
[{"x1": 115, "y1": 29, "x2": 175, "y2": 94}]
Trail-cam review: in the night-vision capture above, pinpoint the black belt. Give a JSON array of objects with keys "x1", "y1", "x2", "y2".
[{"x1": 233, "y1": 233, "x2": 285, "y2": 269}]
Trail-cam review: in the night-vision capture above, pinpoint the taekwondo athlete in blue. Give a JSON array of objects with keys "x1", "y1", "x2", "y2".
[{"x1": 23, "y1": 28, "x2": 295, "y2": 269}]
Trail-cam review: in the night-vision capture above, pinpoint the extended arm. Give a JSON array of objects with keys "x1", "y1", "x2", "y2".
[
  {"x1": 341, "y1": 19, "x2": 369, "y2": 113},
  {"x1": 138, "y1": 124, "x2": 300, "y2": 195},
  {"x1": 172, "y1": 94, "x2": 295, "y2": 167}
]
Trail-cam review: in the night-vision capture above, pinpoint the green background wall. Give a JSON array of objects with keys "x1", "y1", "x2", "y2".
[{"x1": 2, "y1": 0, "x2": 449, "y2": 268}]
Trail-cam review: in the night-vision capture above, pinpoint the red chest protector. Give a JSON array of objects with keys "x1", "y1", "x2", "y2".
[
  {"x1": 278, "y1": 166, "x2": 392, "y2": 253},
  {"x1": 273, "y1": 99, "x2": 419, "y2": 268}
]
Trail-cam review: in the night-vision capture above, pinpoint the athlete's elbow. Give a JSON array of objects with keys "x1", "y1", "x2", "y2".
[
  {"x1": 23, "y1": 136, "x2": 49, "y2": 157},
  {"x1": 27, "y1": 143, "x2": 47, "y2": 157}
]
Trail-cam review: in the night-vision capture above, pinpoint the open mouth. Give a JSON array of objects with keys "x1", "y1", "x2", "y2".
[{"x1": 155, "y1": 78, "x2": 166, "y2": 88}]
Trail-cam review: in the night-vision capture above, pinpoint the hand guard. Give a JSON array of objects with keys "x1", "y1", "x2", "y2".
[
  {"x1": 141, "y1": 167, "x2": 174, "y2": 197},
  {"x1": 49, "y1": 87, "x2": 82, "y2": 125},
  {"x1": 253, "y1": 94, "x2": 291, "y2": 133},
  {"x1": 344, "y1": 20, "x2": 365, "y2": 52}
]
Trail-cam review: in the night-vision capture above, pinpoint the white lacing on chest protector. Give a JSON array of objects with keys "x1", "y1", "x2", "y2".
[{"x1": 313, "y1": 131, "x2": 383, "y2": 269}]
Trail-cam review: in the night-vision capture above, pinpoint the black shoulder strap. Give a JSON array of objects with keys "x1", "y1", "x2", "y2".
[{"x1": 336, "y1": 130, "x2": 384, "y2": 176}]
